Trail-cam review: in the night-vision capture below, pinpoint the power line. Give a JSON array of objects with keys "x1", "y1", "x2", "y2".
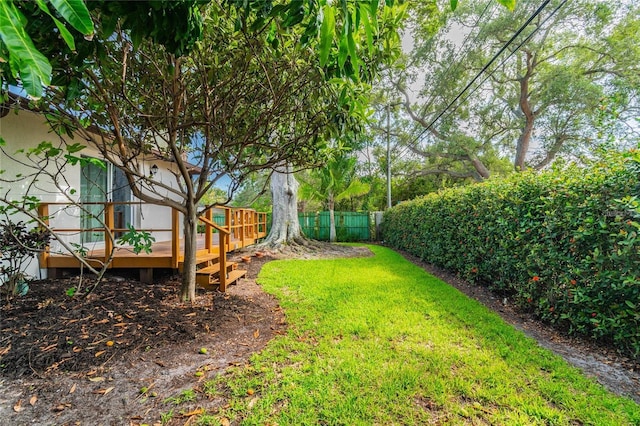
[
  {"x1": 407, "y1": 0, "x2": 497, "y2": 119},
  {"x1": 392, "y1": 0, "x2": 497, "y2": 159},
  {"x1": 385, "y1": 0, "x2": 495, "y2": 157},
  {"x1": 435, "y1": 0, "x2": 569, "y2": 132},
  {"x1": 396, "y1": 0, "x2": 552, "y2": 160}
]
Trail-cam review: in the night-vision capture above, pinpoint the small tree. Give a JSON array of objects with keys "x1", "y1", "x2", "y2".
[
  {"x1": 0, "y1": 217, "x2": 50, "y2": 301},
  {"x1": 300, "y1": 152, "x2": 370, "y2": 242},
  {"x1": 40, "y1": 4, "x2": 358, "y2": 301}
]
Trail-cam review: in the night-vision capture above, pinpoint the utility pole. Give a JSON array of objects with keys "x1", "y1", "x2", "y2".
[
  {"x1": 386, "y1": 103, "x2": 392, "y2": 210},
  {"x1": 386, "y1": 102, "x2": 401, "y2": 210}
]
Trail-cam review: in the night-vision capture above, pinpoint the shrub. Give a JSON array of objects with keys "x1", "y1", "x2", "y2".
[
  {"x1": 0, "y1": 219, "x2": 52, "y2": 300},
  {"x1": 384, "y1": 150, "x2": 640, "y2": 358}
]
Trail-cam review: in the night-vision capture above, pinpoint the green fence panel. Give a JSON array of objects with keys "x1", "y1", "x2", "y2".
[
  {"x1": 213, "y1": 214, "x2": 226, "y2": 227},
  {"x1": 299, "y1": 212, "x2": 318, "y2": 239},
  {"x1": 338, "y1": 211, "x2": 370, "y2": 241},
  {"x1": 297, "y1": 211, "x2": 371, "y2": 242},
  {"x1": 317, "y1": 211, "x2": 331, "y2": 240}
]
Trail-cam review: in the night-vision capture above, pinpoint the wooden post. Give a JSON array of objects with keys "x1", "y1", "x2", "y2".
[
  {"x1": 218, "y1": 232, "x2": 227, "y2": 292},
  {"x1": 38, "y1": 203, "x2": 49, "y2": 269},
  {"x1": 140, "y1": 268, "x2": 153, "y2": 283},
  {"x1": 239, "y1": 208, "x2": 245, "y2": 247},
  {"x1": 104, "y1": 202, "x2": 114, "y2": 262},
  {"x1": 253, "y1": 211, "x2": 258, "y2": 239},
  {"x1": 205, "y1": 207, "x2": 213, "y2": 253},
  {"x1": 219, "y1": 209, "x2": 233, "y2": 292},
  {"x1": 172, "y1": 208, "x2": 180, "y2": 269},
  {"x1": 225, "y1": 208, "x2": 232, "y2": 251}
]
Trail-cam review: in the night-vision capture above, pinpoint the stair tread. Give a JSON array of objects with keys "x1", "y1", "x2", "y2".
[
  {"x1": 196, "y1": 269, "x2": 246, "y2": 291},
  {"x1": 196, "y1": 264, "x2": 220, "y2": 274},
  {"x1": 196, "y1": 261, "x2": 237, "y2": 274},
  {"x1": 226, "y1": 269, "x2": 246, "y2": 281},
  {"x1": 179, "y1": 253, "x2": 219, "y2": 265}
]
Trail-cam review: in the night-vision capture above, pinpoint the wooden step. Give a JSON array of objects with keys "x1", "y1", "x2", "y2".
[
  {"x1": 196, "y1": 264, "x2": 221, "y2": 275},
  {"x1": 220, "y1": 269, "x2": 247, "y2": 291},
  {"x1": 196, "y1": 268, "x2": 247, "y2": 291},
  {"x1": 178, "y1": 253, "x2": 219, "y2": 272},
  {"x1": 226, "y1": 269, "x2": 246, "y2": 283},
  {"x1": 195, "y1": 261, "x2": 238, "y2": 275}
]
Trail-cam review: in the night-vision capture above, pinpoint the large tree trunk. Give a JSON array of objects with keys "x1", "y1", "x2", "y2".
[
  {"x1": 328, "y1": 193, "x2": 336, "y2": 243},
  {"x1": 515, "y1": 51, "x2": 536, "y2": 172},
  {"x1": 262, "y1": 163, "x2": 305, "y2": 246},
  {"x1": 180, "y1": 202, "x2": 198, "y2": 302}
]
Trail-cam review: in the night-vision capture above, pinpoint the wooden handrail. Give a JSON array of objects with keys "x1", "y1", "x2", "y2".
[{"x1": 197, "y1": 215, "x2": 230, "y2": 235}]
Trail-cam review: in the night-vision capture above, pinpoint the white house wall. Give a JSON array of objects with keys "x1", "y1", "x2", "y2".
[{"x1": 0, "y1": 109, "x2": 189, "y2": 280}]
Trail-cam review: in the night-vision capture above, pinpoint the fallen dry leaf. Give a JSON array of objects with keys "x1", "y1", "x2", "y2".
[
  {"x1": 69, "y1": 383, "x2": 77, "y2": 394},
  {"x1": 184, "y1": 312, "x2": 196, "y2": 317},
  {"x1": 93, "y1": 386, "x2": 114, "y2": 395},
  {"x1": 253, "y1": 329, "x2": 260, "y2": 338},
  {"x1": 40, "y1": 343, "x2": 58, "y2": 352},
  {"x1": 29, "y1": 395, "x2": 37, "y2": 406},
  {"x1": 13, "y1": 399, "x2": 24, "y2": 412},
  {"x1": 0, "y1": 344, "x2": 11, "y2": 356},
  {"x1": 182, "y1": 407, "x2": 204, "y2": 417},
  {"x1": 248, "y1": 397, "x2": 258, "y2": 409},
  {"x1": 52, "y1": 403, "x2": 71, "y2": 412},
  {"x1": 95, "y1": 350, "x2": 106, "y2": 357},
  {"x1": 89, "y1": 376, "x2": 105, "y2": 382}
]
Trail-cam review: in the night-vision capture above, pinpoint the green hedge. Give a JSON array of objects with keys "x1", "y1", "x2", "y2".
[{"x1": 384, "y1": 151, "x2": 640, "y2": 358}]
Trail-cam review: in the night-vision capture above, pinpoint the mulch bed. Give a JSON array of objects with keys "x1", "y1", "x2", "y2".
[{"x1": 1, "y1": 272, "x2": 242, "y2": 379}]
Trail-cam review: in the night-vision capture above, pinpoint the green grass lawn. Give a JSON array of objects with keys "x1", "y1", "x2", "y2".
[{"x1": 198, "y1": 245, "x2": 640, "y2": 425}]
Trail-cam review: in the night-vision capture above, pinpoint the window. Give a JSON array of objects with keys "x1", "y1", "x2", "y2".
[{"x1": 80, "y1": 159, "x2": 132, "y2": 243}]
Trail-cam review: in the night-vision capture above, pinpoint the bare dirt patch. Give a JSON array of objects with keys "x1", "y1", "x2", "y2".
[{"x1": 1, "y1": 243, "x2": 637, "y2": 426}]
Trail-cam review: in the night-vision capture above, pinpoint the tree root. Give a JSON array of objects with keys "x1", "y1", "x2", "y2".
[{"x1": 240, "y1": 239, "x2": 373, "y2": 260}]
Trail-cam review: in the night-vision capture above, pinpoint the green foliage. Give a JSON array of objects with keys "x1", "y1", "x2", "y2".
[
  {"x1": 399, "y1": 0, "x2": 640, "y2": 178},
  {"x1": 0, "y1": 0, "x2": 204, "y2": 98},
  {"x1": 300, "y1": 153, "x2": 370, "y2": 207},
  {"x1": 0, "y1": 1, "x2": 54, "y2": 98},
  {"x1": 116, "y1": 225, "x2": 155, "y2": 255},
  {"x1": 231, "y1": 173, "x2": 272, "y2": 212},
  {"x1": 0, "y1": 218, "x2": 51, "y2": 300},
  {"x1": 164, "y1": 388, "x2": 197, "y2": 405},
  {"x1": 0, "y1": 0, "x2": 95, "y2": 97},
  {"x1": 230, "y1": 0, "x2": 407, "y2": 81},
  {"x1": 94, "y1": 1, "x2": 203, "y2": 57},
  {"x1": 160, "y1": 408, "x2": 175, "y2": 425},
  {"x1": 70, "y1": 242, "x2": 88, "y2": 258},
  {"x1": 384, "y1": 150, "x2": 640, "y2": 358}
]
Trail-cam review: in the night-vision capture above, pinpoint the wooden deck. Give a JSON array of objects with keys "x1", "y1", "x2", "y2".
[{"x1": 38, "y1": 203, "x2": 268, "y2": 290}]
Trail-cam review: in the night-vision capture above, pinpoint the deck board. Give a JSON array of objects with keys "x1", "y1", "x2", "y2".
[{"x1": 46, "y1": 233, "x2": 265, "y2": 270}]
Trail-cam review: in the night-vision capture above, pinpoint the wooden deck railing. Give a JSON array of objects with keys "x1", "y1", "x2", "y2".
[{"x1": 38, "y1": 202, "x2": 268, "y2": 280}]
